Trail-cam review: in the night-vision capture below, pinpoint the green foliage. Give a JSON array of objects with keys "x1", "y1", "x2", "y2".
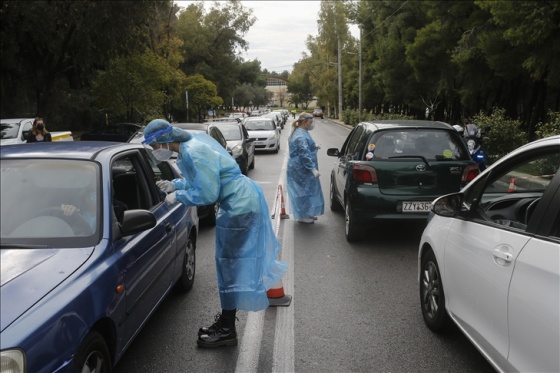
[
  {"x1": 472, "y1": 107, "x2": 526, "y2": 163},
  {"x1": 185, "y1": 74, "x2": 223, "y2": 122},
  {"x1": 535, "y1": 111, "x2": 560, "y2": 139},
  {"x1": 92, "y1": 50, "x2": 179, "y2": 123},
  {"x1": 341, "y1": 109, "x2": 413, "y2": 126}
]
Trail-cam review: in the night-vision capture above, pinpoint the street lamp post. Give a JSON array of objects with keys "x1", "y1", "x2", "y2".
[
  {"x1": 358, "y1": 25, "x2": 362, "y2": 122},
  {"x1": 337, "y1": 36, "x2": 343, "y2": 119}
]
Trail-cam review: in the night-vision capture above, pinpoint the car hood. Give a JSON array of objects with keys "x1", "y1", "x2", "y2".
[
  {"x1": 247, "y1": 130, "x2": 275, "y2": 138},
  {"x1": 0, "y1": 139, "x2": 20, "y2": 145},
  {"x1": 226, "y1": 139, "x2": 243, "y2": 148},
  {"x1": 0, "y1": 246, "x2": 94, "y2": 332}
]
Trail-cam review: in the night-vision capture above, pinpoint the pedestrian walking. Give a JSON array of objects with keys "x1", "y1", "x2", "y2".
[
  {"x1": 26, "y1": 117, "x2": 52, "y2": 143},
  {"x1": 286, "y1": 113, "x2": 324, "y2": 224},
  {"x1": 143, "y1": 119, "x2": 287, "y2": 348}
]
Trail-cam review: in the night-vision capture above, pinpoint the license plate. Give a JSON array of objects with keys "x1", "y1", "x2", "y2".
[
  {"x1": 255, "y1": 141, "x2": 264, "y2": 146},
  {"x1": 402, "y1": 201, "x2": 431, "y2": 213}
]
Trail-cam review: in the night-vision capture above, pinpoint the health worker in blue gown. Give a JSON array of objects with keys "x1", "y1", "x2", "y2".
[
  {"x1": 143, "y1": 119, "x2": 287, "y2": 349},
  {"x1": 286, "y1": 113, "x2": 325, "y2": 224}
]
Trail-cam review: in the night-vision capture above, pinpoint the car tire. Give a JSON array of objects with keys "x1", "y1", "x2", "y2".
[
  {"x1": 249, "y1": 155, "x2": 255, "y2": 170},
  {"x1": 420, "y1": 248, "x2": 448, "y2": 331},
  {"x1": 74, "y1": 331, "x2": 112, "y2": 373},
  {"x1": 175, "y1": 234, "x2": 196, "y2": 292},
  {"x1": 330, "y1": 176, "x2": 343, "y2": 212},
  {"x1": 345, "y1": 200, "x2": 362, "y2": 242}
]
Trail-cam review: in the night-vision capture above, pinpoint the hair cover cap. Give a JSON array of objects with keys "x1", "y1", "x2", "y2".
[{"x1": 143, "y1": 119, "x2": 192, "y2": 145}]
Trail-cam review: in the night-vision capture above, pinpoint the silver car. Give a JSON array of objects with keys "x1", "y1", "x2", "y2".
[
  {"x1": 419, "y1": 135, "x2": 560, "y2": 372},
  {"x1": 244, "y1": 117, "x2": 280, "y2": 153}
]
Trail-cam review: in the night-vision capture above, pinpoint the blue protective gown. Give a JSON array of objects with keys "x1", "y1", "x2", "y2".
[
  {"x1": 170, "y1": 133, "x2": 287, "y2": 311},
  {"x1": 286, "y1": 128, "x2": 325, "y2": 219}
]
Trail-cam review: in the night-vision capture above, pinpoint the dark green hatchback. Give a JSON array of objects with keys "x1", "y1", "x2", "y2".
[{"x1": 327, "y1": 120, "x2": 480, "y2": 241}]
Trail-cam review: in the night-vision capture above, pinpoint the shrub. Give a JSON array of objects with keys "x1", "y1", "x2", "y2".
[{"x1": 472, "y1": 107, "x2": 526, "y2": 164}]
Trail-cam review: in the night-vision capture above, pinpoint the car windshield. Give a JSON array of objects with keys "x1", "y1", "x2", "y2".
[
  {"x1": 372, "y1": 130, "x2": 470, "y2": 161},
  {"x1": 0, "y1": 122, "x2": 20, "y2": 139},
  {"x1": 1, "y1": 159, "x2": 100, "y2": 246},
  {"x1": 245, "y1": 120, "x2": 274, "y2": 131},
  {"x1": 215, "y1": 125, "x2": 242, "y2": 140}
]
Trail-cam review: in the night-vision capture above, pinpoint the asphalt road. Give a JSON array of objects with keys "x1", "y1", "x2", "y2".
[{"x1": 115, "y1": 117, "x2": 494, "y2": 372}]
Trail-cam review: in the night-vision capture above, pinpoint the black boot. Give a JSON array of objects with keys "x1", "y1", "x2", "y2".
[{"x1": 197, "y1": 314, "x2": 237, "y2": 348}]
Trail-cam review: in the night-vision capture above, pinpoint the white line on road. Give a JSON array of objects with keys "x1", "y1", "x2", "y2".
[{"x1": 234, "y1": 142, "x2": 295, "y2": 373}]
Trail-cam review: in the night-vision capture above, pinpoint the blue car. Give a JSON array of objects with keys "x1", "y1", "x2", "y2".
[{"x1": 0, "y1": 141, "x2": 199, "y2": 372}]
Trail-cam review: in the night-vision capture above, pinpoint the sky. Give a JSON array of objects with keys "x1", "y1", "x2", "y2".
[{"x1": 175, "y1": 1, "x2": 359, "y2": 73}]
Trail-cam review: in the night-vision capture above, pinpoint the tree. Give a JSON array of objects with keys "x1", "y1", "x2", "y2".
[
  {"x1": 0, "y1": 0, "x2": 173, "y2": 127},
  {"x1": 92, "y1": 50, "x2": 180, "y2": 123},
  {"x1": 185, "y1": 74, "x2": 223, "y2": 122},
  {"x1": 176, "y1": 0, "x2": 256, "y2": 102}
]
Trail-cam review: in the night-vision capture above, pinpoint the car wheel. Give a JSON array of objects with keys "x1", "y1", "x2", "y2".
[
  {"x1": 420, "y1": 249, "x2": 448, "y2": 331},
  {"x1": 344, "y1": 200, "x2": 362, "y2": 242},
  {"x1": 175, "y1": 235, "x2": 196, "y2": 292},
  {"x1": 330, "y1": 177, "x2": 343, "y2": 212},
  {"x1": 74, "y1": 331, "x2": 112, "y2": 373},
  {"x1": 249, "y1": 155, "x2": 255, "y2": 170}
]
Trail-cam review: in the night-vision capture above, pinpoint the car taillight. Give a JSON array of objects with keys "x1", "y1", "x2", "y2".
[
  {"x1": 462, "y1": 164, "x2": 480, "y2": 183},
  {"x1": 352, "y1": 164, "x2": 378, "y2": 184}
]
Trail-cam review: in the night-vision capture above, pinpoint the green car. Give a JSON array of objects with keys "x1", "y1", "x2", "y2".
[{"x1": 327, "y1": 120, "x2": 480, "y2": 242}]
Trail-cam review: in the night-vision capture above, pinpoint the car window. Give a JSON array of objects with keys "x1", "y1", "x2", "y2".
[
  {"x1": 1, "y1": 159, "x2": 100, "y2": 247},
  {"x1": 0, "y1": 121, "x2": 20, "y2": 139},
  {"x1": 245, "y1": 120, "x2": 274, "y2": 131},
  {"x1": 216, "y1": 125, "x2": 242, "y2": 140},
  {"x1": 372, "y1": 130, "x2": 469, "y2": 161},
  {"x1": 466, "y1": 152, "x2": 560, "y2": 231},
  {"x1": 344, "y1": 125, "x2": 365, "y2": 159}
]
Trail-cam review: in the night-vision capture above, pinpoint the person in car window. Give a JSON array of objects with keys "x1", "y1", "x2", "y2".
[
  {"x1": 143, "y1": 119, "x2": 287, "y2": 349},
  {"x1": 286, "y1": 112, "x2": 324, "y2": 224},
  {"x1": 26, "y1": 117, "x2": 52, "y2": 143}
]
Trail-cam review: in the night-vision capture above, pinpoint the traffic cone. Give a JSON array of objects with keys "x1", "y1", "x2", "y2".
[
  {"x1": 508, "y1": 178, "x2": 516, "y2": 193},
  {"x1": 267, "y1": 279, "x2": 292, "y2": 307},
  {"x1": 271, "y1": 185, "x2": 290, "y2": 219}
]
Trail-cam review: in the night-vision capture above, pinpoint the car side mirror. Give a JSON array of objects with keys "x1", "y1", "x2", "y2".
[
  {"x1": 120, "y1": 209, "x2": 156, "y2": 236},
  {"x1": 327, "y1": 148, "x2": 340, "y2": 157},
  {"x1": 431, "y1": 193, "x2": 463, "y2": 217}
]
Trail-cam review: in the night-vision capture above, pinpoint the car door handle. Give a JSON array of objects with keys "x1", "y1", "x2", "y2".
[
  {"x1": 492, "y1": 249, "x2": 512, "y2": 262},
  {"x1": 165, "y1": 223, "x2": 172, "y2": 233}
]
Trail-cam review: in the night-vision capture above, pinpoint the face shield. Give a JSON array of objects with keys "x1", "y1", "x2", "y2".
[{"x1": 142, "y1": 126, "x2": 174, "y2": 163}]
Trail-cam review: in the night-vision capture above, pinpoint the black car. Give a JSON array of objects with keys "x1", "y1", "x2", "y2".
[
  {"x1": 80, "y1": 123, "x2": 142, "y2": 142},
  {"x1": 211, "y1": 121, "x2": 255, "y2": 175},
  {"x1": 128, "y1": 122, "x2": 230, "y2": 226},
  {"x1": 327, "y1": 120, "x2": 479, "y2": 241}
]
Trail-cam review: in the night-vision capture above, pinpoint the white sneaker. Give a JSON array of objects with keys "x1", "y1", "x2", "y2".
[{"x1": 297, "y1": 218, "x2": 314, "y2": 224}]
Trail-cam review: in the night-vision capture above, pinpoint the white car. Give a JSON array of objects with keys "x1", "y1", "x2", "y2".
[
  {"x1": 243, "y1": 117, "x2": 280, "y2": 153},
  {"x1": 418, "y1": 135, "x2": 560, "y2": 372}
]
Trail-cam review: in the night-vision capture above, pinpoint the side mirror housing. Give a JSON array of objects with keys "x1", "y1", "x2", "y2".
[
  {"x1": 327, "y1": 148, "x2": 340, "y2": 157},
  {"x1": 431, "y1": 193, "x2": 463, "y2": 217}
]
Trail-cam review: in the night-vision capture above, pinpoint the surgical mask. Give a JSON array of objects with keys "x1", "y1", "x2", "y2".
[
  {"x1": 37, "y1": 124, "x2": 44, "y2": 131},
  {"x1": 308, "y1": 121, "x2": 315, "y2": 130},
  {"x1": 152, "y1": 144, "x2": 173, "y2": 162}
]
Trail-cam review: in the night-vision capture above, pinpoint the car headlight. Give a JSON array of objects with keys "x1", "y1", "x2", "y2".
[
  {"x1": 1, "y1": 349, "x2": 25, "y2": 373},
  {"x1": 267, "y1": 133, "x2": 276, "y2": 140},
  {"x1": 231, "y1": 144, "x2": 243, "y2": 157}
]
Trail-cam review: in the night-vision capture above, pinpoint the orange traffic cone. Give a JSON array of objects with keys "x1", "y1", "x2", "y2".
[
  {"x1": 508, "y1": 178, "x2": 516, "y2": 193},
  {"x1": 271, "y1": 185, "x2": 290, "y2": 219},
  {"x1": 267, "y1": 279, "x2": 292, "y2": 307}
]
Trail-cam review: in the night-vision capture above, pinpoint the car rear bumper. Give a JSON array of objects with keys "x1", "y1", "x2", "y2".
[{"x1": 348, "y1": 186, "x2": 440, "y2": 221}]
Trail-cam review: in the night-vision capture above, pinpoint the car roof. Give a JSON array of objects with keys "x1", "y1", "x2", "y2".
[
  {"x1": 210, "y1": 121, "x2": 241, "y2": 126},
  {"x1": 0, "y1": 141, "x2": 141, "y2": 160},
  {"x1": 359, "y1": 120, "x2": 454, "y2": 131},
  {"x1": 172, "y1": 122, "x2": 213, "y2": 131}
]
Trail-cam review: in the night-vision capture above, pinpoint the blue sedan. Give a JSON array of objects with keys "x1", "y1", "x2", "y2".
[{"x1": 0, "y1": 141, "x2": 199, "y2": 372}]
